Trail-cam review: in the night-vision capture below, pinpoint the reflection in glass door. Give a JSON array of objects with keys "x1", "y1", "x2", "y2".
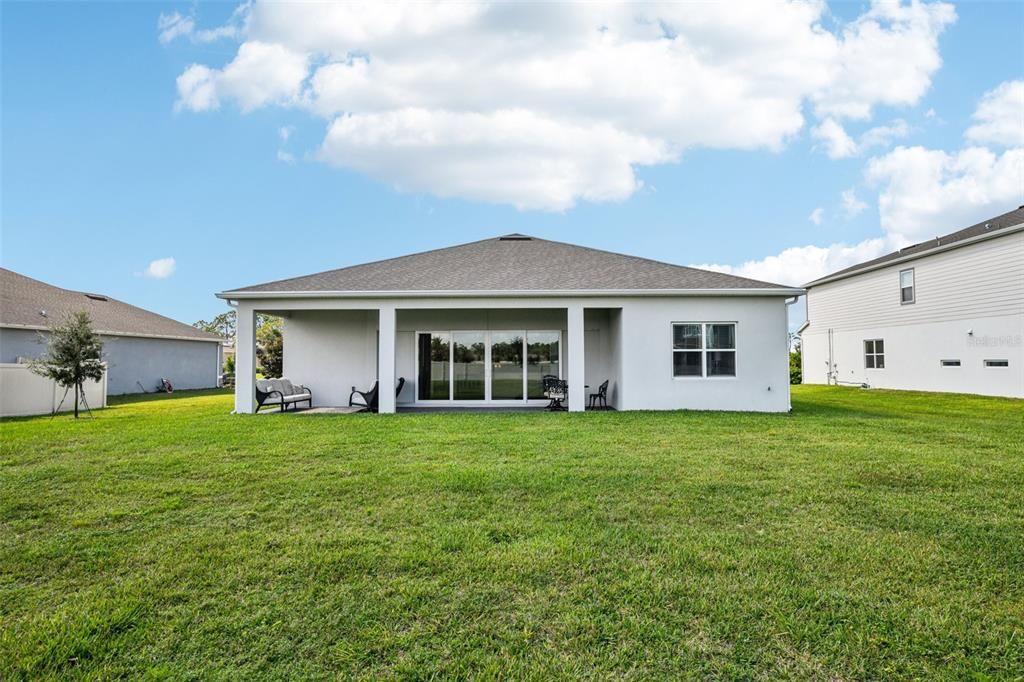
[
  {"x1": 452, "y1": 332, "x2": 486, "y2": 400},
  {"x1": 490, "y1": 332, "x2": 524, "y2": 400},
  {"x1": 526, "y1": 332, "x2": 560, "y2": 399},
  {"x1": 417, "y1": 333, "x2": 451, "y2": 400}
]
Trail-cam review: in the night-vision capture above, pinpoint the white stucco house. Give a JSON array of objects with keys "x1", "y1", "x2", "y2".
[
  {"x1": 801, "y1": 206, "x2": 1023, "y2": 398},
  {"x1": 218, "y1": 235, "x2": 802, "y2": 414}
]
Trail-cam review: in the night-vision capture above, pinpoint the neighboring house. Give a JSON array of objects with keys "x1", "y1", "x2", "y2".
[
  {"x1": 0, "y1": 268, "x2": 223, "y2": 394},
  {"x1": 217, "y1": 235, "x2": 803, "y2": 413},
  {"x1": 801, "y1": 206, "x2": 1023, "y2": 398}
]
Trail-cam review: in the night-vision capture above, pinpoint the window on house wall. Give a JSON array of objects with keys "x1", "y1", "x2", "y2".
[
  {"x1": 984, "y1": 359, "x2": 1009, "y2": 367},
  {"x1": 940, "y1": 359, "x2": 961, "y2": 367},
  {"x1": 672, "y1": 323, "x2": 736, "y2": 377},
  {"x1": 900, "y1": 268, "x2": 915, "y2": 304},
  {"x1": 864, "y1": 339, "x2": 885, "y2": 369}
]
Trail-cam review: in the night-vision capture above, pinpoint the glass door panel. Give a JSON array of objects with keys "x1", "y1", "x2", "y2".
[
  {"x1": 453, "y1": 332, "x2": 486, "y2": 400},
  {"x1": 491, "y1": 332, "x2": 524, "y2": 400},
  {"x1": 417, "y1": 333, "x2": 450, "y2": 400},
  {"x1": 526, "y1": 332, "x2": 560, "y2": 399}
]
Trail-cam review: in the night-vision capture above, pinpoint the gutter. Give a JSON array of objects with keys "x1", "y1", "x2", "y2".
[
  {"x1": 0, "y1": 323, "x2": 223, "y2": 344},
  {"x1": 803, "y1": 220, "x2": 1024, "y2": 289},
  {"x1": 216, "y1": 287, "x2": 806, "y2": 300}
]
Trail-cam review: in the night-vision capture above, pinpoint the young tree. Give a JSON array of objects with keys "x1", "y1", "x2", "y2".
[{"x1": 30, "y1": 311, "x2": 105, "y2": 418}]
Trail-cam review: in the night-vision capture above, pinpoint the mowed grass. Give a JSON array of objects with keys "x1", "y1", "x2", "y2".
[{"x1": 1, "y1": 387, "x2": 1022, "y2": 680}]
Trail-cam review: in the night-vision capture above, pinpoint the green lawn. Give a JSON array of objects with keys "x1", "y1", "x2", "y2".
[{"x1": 1, "y1": 387, "x2": 1022, "y2": 679}]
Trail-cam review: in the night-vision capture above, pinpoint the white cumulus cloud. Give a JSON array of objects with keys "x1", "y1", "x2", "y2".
[
  {"x1": 866, "y1": 145, "x2": 1024, "y2": 243},
  {"x1": 170, "y1": 0, "x2": 956, "y2": 210},
  {"x1": 693, "y1": 238, "x2": 889, "y2": 287},
  {"x1": 965, "y1": 80, "x2": 1024, "y2": 148},
  {"x1": 841, "y1": 188, "x2": 868, "y2": 217},
  {"x1": 809, "y1": 207, "x2": 824, "y2": 225},
  {"x1": 812, "y1": 117, "x2": 910, "y2": 159},
  {"x1": 142, "y1": 257, "x2": 176, "y2": 279}
]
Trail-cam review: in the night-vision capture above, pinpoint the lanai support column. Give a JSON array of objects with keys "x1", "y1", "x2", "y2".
[
  {"x1": 234, "y1": 303, "x2": 256, "y2": 414},
  {"x1": 567, "y1": 303, "x2": 585, "y2": 412},
  {"x1": 377, "y1": 304, "x2": 397, "y2": 414}
]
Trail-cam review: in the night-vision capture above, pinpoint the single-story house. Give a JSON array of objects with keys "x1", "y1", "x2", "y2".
[
  {"x1": 1, "y1": 268, "x2": 223, "y2": 395},
  {"x1": 801, "y1": 206, "x2": 1023, "y2": 398},
  {"x1": 217, "y1": 235, "x2": 803, "y2": 413}
]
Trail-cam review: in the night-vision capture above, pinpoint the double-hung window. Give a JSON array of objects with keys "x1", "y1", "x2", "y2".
[
  {"x1": 864, "y1": 339, "x2": 885, "y2": 369},
  {"x1": 672, "y1": 323, "x2": 736, "y2": 377},
  {"x1": 900, "y1": 268, "x2": 915, "y2": 304}
]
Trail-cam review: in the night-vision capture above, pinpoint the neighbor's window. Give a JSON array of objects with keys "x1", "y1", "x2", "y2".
[
  {"x1": 864, "y1": 339, "x2": 885, "y2": 369},
  {"x1": 900, "y1": 268, "x2": 915, "y2": 304},
  {"x1": 940, "y1": 359, "x2": 961, "y2": 367},
  {"x1": 673, "y1": 323, "x2": 736, "y2": 377},
  {"x1": 985, "y1": 359, "x2": 1009, "y2": 367}
]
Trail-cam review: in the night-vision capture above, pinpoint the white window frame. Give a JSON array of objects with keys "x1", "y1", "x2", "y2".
[
  {"x1": 671, "y1": 322, "x2": 737, "y2": 379},
  {"x1": 413, "y1": 329, "x2": 561, "y2": 405},
  {"x1": 899, "y1": 268, "x2": 915, "y2": 305},
  {"x1": 940, "y1": 359, "x2": 961, "y2": 367},
  {"x1": 864, "y1": 339, "x2": 885, "y2": 370},
  {"x1": 984, "y1": 359, "x2": 1009, "y2": 368}
]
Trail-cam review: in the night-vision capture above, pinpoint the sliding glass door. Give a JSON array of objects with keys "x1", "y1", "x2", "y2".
[
  {"x1": 452, "y1": 333, "x2": 486, "y2": 400},
  {"x1": 526, "y1": 332, "x2": 560, "y2": 399},
  {"x1": 417, "y1": 333, "x2": 450, "y2": 400},
  {"x1": 416, "y1": 330, "x2": 559, "y2": 403},
  {"x1": 490, "y1": 332, "x2": 524, "y2": 400}
]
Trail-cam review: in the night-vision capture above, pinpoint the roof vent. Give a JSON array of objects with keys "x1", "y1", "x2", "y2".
[
  {"x1": 84, "y1": 293, "x2": 108, "y2": 301},
  {"x1": 499, "y1": 234, "x2": 533, "y2": 241}
]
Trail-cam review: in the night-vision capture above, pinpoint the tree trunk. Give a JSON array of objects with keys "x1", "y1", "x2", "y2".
[{"x1": 74, "y1": 382, "x2": 80, "y2": 419}]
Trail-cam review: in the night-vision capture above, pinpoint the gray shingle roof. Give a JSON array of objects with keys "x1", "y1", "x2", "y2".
[
  {"x1": 805, "y1": 206, "x2": 1024, "y2": 287},
  {"x1": 1, "y1": 268, "x2": 221, "y2": 342},
  {"x1": 222, "y1": 235, "x2": 796, "y2": 295}
]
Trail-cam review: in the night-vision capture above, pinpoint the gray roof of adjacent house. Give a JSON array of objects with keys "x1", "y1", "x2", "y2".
[
  {"x1": 0, "y1": 268, "x2": 222, "y2": 342},
  {"x1": 804, "y1": 206, "x2": 1024, "y2": 288},
  {"x1": 220, "y1": 234, "x2": 800, "y2": 298}
]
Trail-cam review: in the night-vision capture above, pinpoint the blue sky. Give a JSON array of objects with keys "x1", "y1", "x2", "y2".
[{"x1": 2, "y1": 1, "x2": 1021, "y2": 328}]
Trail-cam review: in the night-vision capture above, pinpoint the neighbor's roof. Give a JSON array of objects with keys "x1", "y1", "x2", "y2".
[
  {"x1": 0, "y1": 268, "x2": 222, "y2": 343},
  {"x1": 219, "y1": 234, "x2": 801, "y2": 298},
  {"x1": 805, "y1": 206, "x2": 1024, "y2": 288}
]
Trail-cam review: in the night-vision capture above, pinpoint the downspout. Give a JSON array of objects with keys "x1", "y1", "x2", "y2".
[{"x1": 785, "y1": 296, "x2": 800, "y2": 412}]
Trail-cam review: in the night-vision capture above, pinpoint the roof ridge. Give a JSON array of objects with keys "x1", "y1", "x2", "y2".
[
  {"x1": 804, "y1": 205, "x2": 1024, "y2": 288},
  {"x1": 522, "y1": 235, "x2": 791, "y2": 289}
]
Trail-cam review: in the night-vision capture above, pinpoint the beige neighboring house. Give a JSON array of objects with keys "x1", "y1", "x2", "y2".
[
  {"x1": 801, "y1": 206, "x2": 1023, "y2": 398},
  {"x1": 0, "y1": 268, "x2": 223, "y2": 396}
]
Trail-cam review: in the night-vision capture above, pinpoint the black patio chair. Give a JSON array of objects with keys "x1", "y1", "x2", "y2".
[
  {"x1": 349, "y1": 377, "x2": 406, "y2": 413},
  {"x1": 588, "y1": 379, "x2": 609, "y2": 409},
  {"x1": 349, "y1": 381, "x2": 379, "y2": 412},
  {"x1": 542, "y1": 375, "x2": 568, "y2": 411}
]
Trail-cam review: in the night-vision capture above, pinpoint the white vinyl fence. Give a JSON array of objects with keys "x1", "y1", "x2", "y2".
[{"x1": 0, "y1": 363, "x2": 108, "y2": 417}]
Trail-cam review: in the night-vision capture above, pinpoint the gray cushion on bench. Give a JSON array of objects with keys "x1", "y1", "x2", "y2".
[{"x1": 257, "y1": 378, "x2": 309, "y2": 401}]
